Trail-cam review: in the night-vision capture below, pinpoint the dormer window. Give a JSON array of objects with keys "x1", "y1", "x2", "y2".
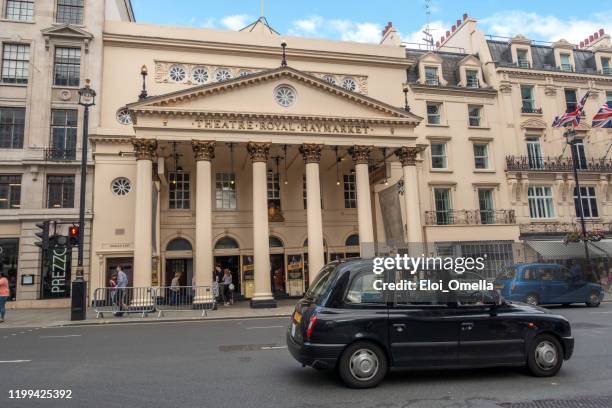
[
  {"x1": 466, "y1": 70, "x2": 479, "y2": 88},
  {"x1": 425, "y1": 66, "x2": 439, "y2": 85},
  {"x1": 559, "y1": 53, "x2": 573, "y2": 71},
  {"x1": 602, "y1": 57, "x2": 611, "y2": 75},
  {"x1": 516, "y1": 49, "x2": 530, "y2": 68}
]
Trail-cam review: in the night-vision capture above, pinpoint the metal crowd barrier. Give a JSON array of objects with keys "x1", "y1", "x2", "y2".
[
  {"x1": 92, "y1": 286, "x2": 156, "y2": 318},
  {"x1": 156, "y1": 286, "x2": 215, "y2": 318}
]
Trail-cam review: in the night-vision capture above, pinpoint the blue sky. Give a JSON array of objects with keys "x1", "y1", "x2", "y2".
[{"x1": 131, "y1": 0, "x2": 612, "y2": 45}]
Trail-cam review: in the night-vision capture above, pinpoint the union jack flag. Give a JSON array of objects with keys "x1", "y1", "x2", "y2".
[
  {"x1": 592, "y1": 102, "x2": 612, "y2": 128},
  {"x1": 552, "y1": 90, "x2": 591, "y2": 128}
]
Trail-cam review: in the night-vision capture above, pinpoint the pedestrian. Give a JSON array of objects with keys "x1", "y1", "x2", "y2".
[
  {"x1": 170, "y1": 272, "x2": 181, "y2": 305},
  {"x1": 115, "y1": 265, "x2": 128, "y2": 316},
  {"x1": 109, "y1": 273, "x2": 118, "y2": 307},
  {"x1": 0, "y1": 272, "x2": 9, "y2": 323},
  {"x1": 222, "y1": 268, "x2": 233, "y2": 306}
]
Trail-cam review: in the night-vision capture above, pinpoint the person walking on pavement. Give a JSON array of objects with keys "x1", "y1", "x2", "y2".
[
  {"x1": 0, "y1": 272, "x2": 9, "y2": 323},
  {"x1": 222, "y1": 268, "x2": 233, "y2": 306},
  {"x1": 109, "y1": 273, "x2": 118, "y2": 308},
  {"x1": 115, "y1": 265, "x2": 128, "y2": 316},
  {"x1": 170, "y1": 272, "x2": 182, "y2": 305}
]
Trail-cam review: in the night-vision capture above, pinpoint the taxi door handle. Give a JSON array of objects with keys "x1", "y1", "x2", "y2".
[
  {"x1": 461, "y1": 322, "x2": 474, "y2": 331},
  {"x1": 393, "y1": 323, "x2": 406, "y2": 332}
]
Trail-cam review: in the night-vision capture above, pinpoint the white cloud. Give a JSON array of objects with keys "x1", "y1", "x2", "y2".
[
  {"x1": 221, "y1": 14, "x2": 252, "y2": 31},
  {"x1": 292, "y1": 16, "x2": 323, "y2": 34},
  {"x1": 288, "y1": 16, "x2": 382, "y2": 44},
  {"x1": 402, "y1": 20, "x2": 448, "y2": 46},
  {"x1": 200, "y1": 17, "x2": 216, "y2": 29},
  {"x1": 480, "y1": 10, "x2": 612, "y2": 44}
]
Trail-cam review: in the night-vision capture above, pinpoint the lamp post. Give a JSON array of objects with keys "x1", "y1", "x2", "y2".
[
  {"x1": 76, "y1": 80, "x2": 95, "y2": 275},
  {"x1": 139, "y1": 65, "x2": 148, "y2": 100},
  {"x1": 565, "y1": 128, "x2": 592, "y2": 272}
]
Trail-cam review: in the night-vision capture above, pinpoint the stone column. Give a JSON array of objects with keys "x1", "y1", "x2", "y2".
[
  {"x1": 192, "y1": 141, "x2": 215, "y2": 300},
  {"x1": 132, "y1": 138, "x2": 157, "y2": 289},
  {"x1": 247, "y1": 142, "x2": 276, "y2": 308},
  {"x1": 299, "y1": 143, "x2": 325, "y2": 282},
  {"x1": 351, "y1": 145, "x2": 375, "y2": 258},
  {"x1": 396, "y1": 146, "x2": 426, "y2": 246}
]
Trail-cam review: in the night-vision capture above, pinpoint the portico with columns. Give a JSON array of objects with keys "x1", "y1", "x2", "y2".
[{"x1": 92, "y1": 66, "x2": 423, "y2": 307}]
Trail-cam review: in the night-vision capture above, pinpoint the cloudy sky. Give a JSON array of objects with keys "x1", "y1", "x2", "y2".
[{"x1": 131, "y1": 0, "x2": 612, "y2": 45}]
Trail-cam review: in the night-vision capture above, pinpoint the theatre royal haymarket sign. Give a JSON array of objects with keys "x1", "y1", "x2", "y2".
[{"x1": 191, "y1": 117, "x2": 373, "y2": 135}]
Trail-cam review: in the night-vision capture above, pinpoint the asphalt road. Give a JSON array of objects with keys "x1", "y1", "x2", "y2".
[{"x1": 1, "y1": 303, "x2": 611, "y2": 408}]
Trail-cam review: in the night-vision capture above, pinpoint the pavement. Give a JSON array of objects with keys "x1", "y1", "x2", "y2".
[
  {"x1": 1, "y1": 302, "x2": 612, "y2": 408},
  {"x1": 0, "y1": 299, "x2": 297, "y2": 329}
]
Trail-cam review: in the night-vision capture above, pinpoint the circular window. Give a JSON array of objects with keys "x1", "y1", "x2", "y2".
[
  {"x1": 215, "y1": 68, "x2": 232, "y2": 82},
  {"x1": 274, "y1": 85, "x2": 297, "y2": 107},
  {"x1": 168, "y1": 65, "x2": 186, "y2": 82},
  {"x1": 341, "y1": 77, "x2": 358, "y2": 92},
  {"x1": 238, "y1": 69, "x2": 252, "y2": 77},
  {"x1": 192, "y1": 66, "x2": 209, "y2": 84},
  {"x1": 323, "y1": 74, "x2": 337, "y2": 85},
  {"x1": 111, "y1": 177, "x2": 131, "y2": 196},
  {"x1": 116, "y1": 108, "x2": 132, "y2": 125}
]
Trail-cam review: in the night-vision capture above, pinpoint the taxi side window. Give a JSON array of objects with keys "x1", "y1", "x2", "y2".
[
  {"x1": 344, "y1": 271, "x2": 384, "y2": 304},
  {"x1": 394, "y1": 269, "x2": 449, "y2": 306},
  {"x1": 523, "y1": 267, "x2": 543, "y2": 281}
]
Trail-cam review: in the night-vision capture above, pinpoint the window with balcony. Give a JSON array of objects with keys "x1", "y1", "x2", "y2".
[
  {"x1": 47, "y1": 175, "x2": 75, "y2": 208},
  {"x1": 1, "y1": 43, "x2": 30, "y2": 84},
  {"x1": 559, "y1": 53, "x2": 573, "y2": 71},
  {"x1": 50, "y1": 109, "x2": 77, "y2": 160},
  {"x1": 526, "y1": 137, "x2": 543, "y2": 169},
  {"x1": 433, "y1": 188, "x2": 452, "y2": 225},
  {"x1": 466, "y1": 70, "x2": 479, "y2": 88},
  {"x1": 267, "y1": 170, "x2": 281, "y2": 211},
  {"x1": 56, "y1": 0, "x2": 84, "y2": 25},
  {"x1": 602, "y1": 57, "x2": 611, "y2": 75},
  {"x1": 426, "y1": 102, "x2": 441, "y2": 124},
  {"x1": 570, "y1": 139, "x2": 587, "y2": 170},
  {"x1": 424, "y1": 66, "x2": 439, "y2": 85},
  {"x1": 169, "y1": 172, "x2": 190, "y2": 209},
  {"x1": 0, "y1": 107, "x2": 25, "y2": 149},
  {"x1": 468, "y1": 105, "x2": 482, "y2": 127},
  {"x1": 516, "y1": 48, "x2": 530, "y2": 67},
  {"x1": 430, "y1": 143, "x2": 447, "y2": 169},
  {"x1": 521, "y1": 85, "x2": 538, "y2": 113},
  {"x1": 478, "y1": 189, "x2": 494, "y2": 224},
  {"x1": 215, "y1": 172, "x2": 236, "y2": 209},
  {"x1": 53, "y1": 47, "x2": 80, "y2": 87},
  {"x1": 564, "y1": 89, "x2": 577, "y2": 113},
  {"x1": 528, "y1": 186, "x2": 555, "y2": 219},
  {"x1": 574, "y1": 186, "x2": 598, "y2": 218},
  {"x1": 473, "y1": 143, "x2": 489, "y2": 169},
  {"x1": 0, "y1": 175, "x2": 21, "y2": 209},
  {"x1": 5, "y1": 0, "x2": 34, "y2": 21},
  {"x1": 343, "y1": 174, "x2": 356, "y2": 209}
]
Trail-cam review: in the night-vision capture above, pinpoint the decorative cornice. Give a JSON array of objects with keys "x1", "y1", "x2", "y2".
[
  {"x1": 247, "y1": 142, "x2": 270, "y2": 163},
  {"x1": 192, "y1": 140, "x2": 215, "y2": 161},
  {"x1": 299, "y1": 143, "x2": 324, "y2": 164},
  {"x1": 132, "y1": 138, "x2": 158, "y2": 160},
  {"x1": 350, "y1": 145, "x2": 373, "y2": 165},
  {"x1": 496, "y1": 66, "x2": 612, "y2": 82},
  {"x1": 395, "y1": 146, "x2": 426, "y2": 166},
  {"x1": 408, "y1": 83, "x2": 498, "y2": 98}
]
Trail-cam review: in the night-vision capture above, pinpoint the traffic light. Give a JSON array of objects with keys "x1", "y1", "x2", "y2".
[
  {"x1": 34, "y1": 221, "x2": 50, "y2": 250},
  {"x1": 69, "y1": 225, "x2": 79, "y2": 246}
]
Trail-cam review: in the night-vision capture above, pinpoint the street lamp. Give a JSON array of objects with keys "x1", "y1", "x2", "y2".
[
  {"x1": 139, "y1": 65, "x2": 148, "y2": 100},
  {"x1": 565, "y1": 128, "x2": 592, "y2": 274},
  {"x1": 76, "y1": 79, "x2": 96, "y2": 278},
  {"x1": 402, "y1": 83, "x2": 410, "y2": 112}
]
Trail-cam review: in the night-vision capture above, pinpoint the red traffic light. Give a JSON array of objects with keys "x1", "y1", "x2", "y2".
[{"x1": 69, "y1": 225, "x2": 79, "y2": 238}]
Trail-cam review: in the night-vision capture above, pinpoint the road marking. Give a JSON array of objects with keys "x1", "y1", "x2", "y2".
[
  {"x1": 0, "y1": 360, "x2": 31, "y2": 363},
  {"x1": 246, "y1": 325, "x2": 285, "y2": 330},
  {"x1": 40, "y1": 334, "x2": 82, "y2": 339},
  {"x1": 591, "y1": 311, "x2": 612, "y2": 314},
  {"x1": 260, "y1": 346, "x2": 287, "y2": 350}
]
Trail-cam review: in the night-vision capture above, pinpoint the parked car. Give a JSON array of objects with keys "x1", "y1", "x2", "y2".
[
  {"x1": 287, "y1": 259, "x2": 574, "y2": 388},
  {"x1": 494, "y1": 263, "x2": 604, "y2": 307}
]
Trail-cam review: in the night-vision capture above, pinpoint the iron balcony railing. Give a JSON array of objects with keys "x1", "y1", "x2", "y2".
[
  {"x1": 45, "y1": 148, "x2": 76, "y2": 161},
  {"x1": 466, "y1": 77, "x2": 480, "y2": 88},
  {"x1": 520, "y1": 221, "x2": 612, "y2": 234},
  {"x1": 517, "y1": 60, "x2": 531, "y2": 68},
  {"x1": 521, "y1": 105, "x2": 543, "y2": 114},
  {"x1": 560, "y1": 64, "x2": 574, "y2": 72},
  {"x1": 506, "y1": 156, "x2": 612, "y2": 173},
  {"x1": 425, "y1": 209, "x2": 516, "y2": 226},
  {"x1": 603, "y1": 67, "x2": 611, "y2": 75}
]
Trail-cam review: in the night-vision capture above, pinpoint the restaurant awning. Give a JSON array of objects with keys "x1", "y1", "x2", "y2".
[{"x1": 525, "y1": 240, "x2": 611, "y2": 259}]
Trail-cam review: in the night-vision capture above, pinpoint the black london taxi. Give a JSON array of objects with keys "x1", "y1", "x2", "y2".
[{"x1": 287, "y1": 259, "x2": 574, "y2": 388}]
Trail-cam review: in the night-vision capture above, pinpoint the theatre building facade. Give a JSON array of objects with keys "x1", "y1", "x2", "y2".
[{"x1": 90, "y1": 20, "x2": 431, "y2": 305}]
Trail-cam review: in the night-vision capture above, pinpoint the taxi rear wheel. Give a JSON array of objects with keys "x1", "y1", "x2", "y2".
[
  {"x1": 527, "y1": 334, "x2": 563, "y2": 377},
  {"x1": 338, "y1": 341, "x2": 387, "y2": 388}
]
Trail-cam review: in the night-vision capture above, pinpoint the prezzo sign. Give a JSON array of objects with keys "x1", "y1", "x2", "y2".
[{"x1": 41, "y1": 244, "x2": 72, "y2": 299}]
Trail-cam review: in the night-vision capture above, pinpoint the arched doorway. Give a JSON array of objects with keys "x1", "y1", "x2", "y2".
[
  {"x1": 213, "y1": 236, "x2": 241, "y2": 297},
  {"x1": 165, "y1": 238, "x2": 193, "y2": 287},
  {"x1": 269, "y1": 235, "x2": 286, "y2": 297},
  {"x1": 345, "y1": 234, "x2": 360, "y2": 258}
]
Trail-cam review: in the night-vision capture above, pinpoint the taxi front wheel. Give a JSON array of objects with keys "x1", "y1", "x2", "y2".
[
  {"x1": 337, "y1": 341, "x2": 387, "y2": 388},
  {"x1": 527, "y1": 334, "x2": 563, "y2": 377}
]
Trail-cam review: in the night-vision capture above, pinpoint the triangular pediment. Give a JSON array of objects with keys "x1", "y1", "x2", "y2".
[
  {"x1": 127, "y1": 66, "x2": 422, "y2": 124},
  {"x1": 41, "y1": 24, "x2": 93, "y2": 39},
  {"x1": 418, "y1": 52, "x2": 444, "y2": 64},
  {"x1": 459, "y1": 54, "x2": 481, "y2": 67},
  {"x1": 520, "y1": 118, "x2": 547, "y2": 129}
]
